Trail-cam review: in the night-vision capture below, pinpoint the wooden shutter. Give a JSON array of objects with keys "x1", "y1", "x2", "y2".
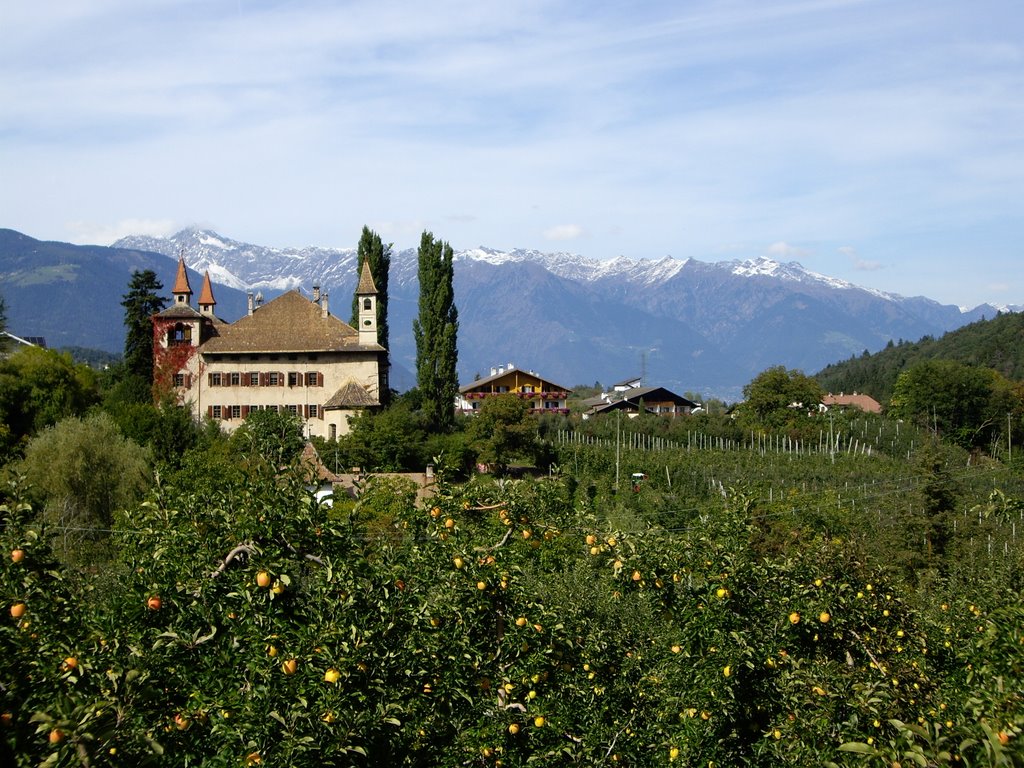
[
  {"x1": 279, "y1": 372, "x2": 285, "y2": 387},
  {"x1": 317, "y1": 372, "x2": 324, "y2": 387},
  {"x1": 207, "y1": 405, "x2": 213, "y2": 417}
]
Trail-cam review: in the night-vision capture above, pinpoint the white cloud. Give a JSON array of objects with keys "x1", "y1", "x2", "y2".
[
  {"x1": 840, "y1": 246, "x2": 883, "y2": 271},
  {"x1": 65, "y1": 218, "x2": 178, "y2": 246},
  {"x1": 544, "y1": 224, "x2": 584, "y2": 241},
  {"x1": 766, "y1": 242, "x2": 810, "y2": 260}
]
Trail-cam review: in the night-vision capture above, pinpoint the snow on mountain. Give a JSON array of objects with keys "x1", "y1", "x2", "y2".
[{"x1": 109, "y1": 228, "x2": 1004, "y2": 398}]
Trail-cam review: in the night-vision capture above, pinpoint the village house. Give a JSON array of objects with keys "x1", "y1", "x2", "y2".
[
  {"x1": 583, "y1": 384, "x2": 697, "y2": 419},
  {"x1": 153, "y1": 257, "x2": 386, "y2": 438},
  {"x1": 457, "y1": 364, "x2": 572, "y2": 415}
]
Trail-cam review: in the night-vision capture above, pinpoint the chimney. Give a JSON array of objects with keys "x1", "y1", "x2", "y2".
[
  {"x1": 490, "y1": 367, "x2": 497, "y2": 376},
  {"x1": 320, "y1": 292, "x2": 329, "y2": 319},
  {"x1": 508, "y1": 362, "x2": 514, "y2": 371},
  {"x1": 247, "y1": 293, "x2": 255, "y2": 316},
  {"x1": 312, "y1": 285, "x2": 320, "y2": 302}
]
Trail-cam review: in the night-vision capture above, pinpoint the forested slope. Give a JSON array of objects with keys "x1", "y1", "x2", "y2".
[{"x1": 816, "y1": 311, "x2": 1024, "y2": 403}]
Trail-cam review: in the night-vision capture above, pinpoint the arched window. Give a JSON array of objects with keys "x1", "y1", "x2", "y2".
[{"x1": 363, "y1": 298, "x2": 372, "y2": 310}]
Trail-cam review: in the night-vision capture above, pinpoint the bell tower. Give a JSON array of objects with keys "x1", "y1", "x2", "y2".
[{"x1": 356, "y1": 260, "x2": 378, "y2": 347}]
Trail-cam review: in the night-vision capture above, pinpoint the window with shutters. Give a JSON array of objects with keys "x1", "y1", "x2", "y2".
[
  {"x1": 230, "y1": 405, "x2": 241, "y2": 419},
  {"x1": 173, "y1": 373, "x2": 185, "y2": 387},
  {"x1": 268, "y1": 372, "x2": 280, "y2": 386},
  {"x1": 230, "y1": 372, "x2": 241, "y2": 386},
  {"x1": 212, "y1": 405, "x2": 222, "y2": 419},
  {"x1": 287, "y1": 405, "x2": 298, "y2": 415},
  {"x1": 210, "y1": 373, "x2": 222, "y2": 386},
  {"x1": 288, "y1": 372, "x2": 300, "y2": 387},
  {"x1": 306, "y1": 371, "x2": 319, "y2": 386},
  {"x1": 249, "y1": 372, "x2": 259, "y2": 386},
  {"x1": 308, "y1": 405, "x2": 318, "y2": 418}
]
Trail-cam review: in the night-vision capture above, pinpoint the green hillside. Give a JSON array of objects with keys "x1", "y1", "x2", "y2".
[{"x1": 816, "y1": 310, "x2": 1024, "y2": 404}]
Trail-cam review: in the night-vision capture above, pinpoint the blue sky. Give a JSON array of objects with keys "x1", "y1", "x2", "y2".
[{"x1": 2, "y1": 0, "x2": 1021, "y2": 308}]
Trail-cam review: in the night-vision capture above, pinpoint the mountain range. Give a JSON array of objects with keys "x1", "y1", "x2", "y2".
[{"x1": 2, "y1": 227, "x2": 1012, "y2": 399}]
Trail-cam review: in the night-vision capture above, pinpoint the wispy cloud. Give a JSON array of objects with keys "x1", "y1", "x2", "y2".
[
  {"x1": 1, "y1": 0, "x2": 1022, "y2": 307},
  {"x1": 66, "y1": 218, "x2": 178, "y2": 246},
  {"x1": 839, "y1": 246, "x2": 883, "y2": 272},
  {"x1": 544, "y1": 224, "x2": 584, "y2": 242}
]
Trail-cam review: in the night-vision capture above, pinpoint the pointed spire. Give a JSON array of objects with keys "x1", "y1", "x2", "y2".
[
  {"x1": 356, "y1": 260, "x2": 378, "y2": 295},
  {"x1": 198, "y1": 271, "x2": 216, "y2": 315},
  {"x1": 172, "y1": 254, "x2": 193, "y2": 305}
]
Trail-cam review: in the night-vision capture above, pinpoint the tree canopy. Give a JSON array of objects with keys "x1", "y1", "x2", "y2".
[
  {"x1": 413, "y1": 231, "x2": 459, "y2": 433},
  {"x1": 741, "y1": 366, "x2": 823, "y2": 427},
  {"x1": 120, "y1": 269, "x2": 166, "y2": 395}
]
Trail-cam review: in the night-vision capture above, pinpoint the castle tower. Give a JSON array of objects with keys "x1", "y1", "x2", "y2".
[
  {"x1": 172, "y1": 255, "x2": 193, "y2": 306},
  {"x1": 198, "y1": 271, "x2": 217, "y2": 316}
]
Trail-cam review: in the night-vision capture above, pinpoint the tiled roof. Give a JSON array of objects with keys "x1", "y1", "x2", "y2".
[
  {"x1": 356, "y1": 260, "x2": 378, "y2": 294},
  {"x1": 199, "y1": 290, "x2": 376, "y2": 353},
  {"x1": 324, "y1": 380, "x2": 379, "y2": 409},
  {"x1": 459, "y1": 366, "x2": 572, "y2": 394},
  {"x1": 198, "y1": 271, "x2": 216, "y2": 306},
  {"x1": 156, "y1": 304, "x2": 203, "y2": 319},
  {"x1": 823, "y1": 392, "x2": 882, "y2": 414},
  {"x1": 621, "y1": 386, "x2": 697, "y2": 407},
  {"x1": 172, "y1": 257, "x2": 192, "y2": 295}
]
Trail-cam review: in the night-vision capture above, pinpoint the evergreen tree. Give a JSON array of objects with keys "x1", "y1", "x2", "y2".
[
  {"x1": 413, "y1": 231, "x2": 459, "y2": 433},
  {"x1": 0, "y1": 293, "x2": 7, "y2": 354},
  {"x1": 351, "y1": 226, "x2": 392, "y2": 404},
  {"x1": 120, "y1": 270, "x2": 166, "y2": 394}
]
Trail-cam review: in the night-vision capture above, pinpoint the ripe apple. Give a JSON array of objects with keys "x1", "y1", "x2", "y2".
[
  {"x1": 819, "y1": 611, "x2": 831, "y2": 624},
  {"x1": 515, "y1": 617, "x2": 528, "y2": 628},
  {"x1": 48, "y1": 728, "x2": 64, "y2": 744},
  {"x1": 788, "y1": 612, "x2": 800, "y2": 625},
  {"x1": 671, "y1": 644, "x2": 681, "y2": 654},
  {"x1": 10, "y1": 549, "x2": 25, "y2": 563},
  {"x1": 266, "y1": 644, "x2": 278, "y2": 657},
  {"x1": 174, "y1": 713, "x2": 190, "y2": 731},
  {"x1": 281, "y1": 659, "x2": 298, "y2": 676},
  {"x1": 586, "y1": 534, "x2": 597, "y2": 546},
  {"x1": 63, "y1": 657, "x2": 78, "y2": 671},
  {"x1": 534, "y1": 715, "x2": 545, "y2": 727},
  {"x1": 508, "y1": 723, "x2": 520, "y2": 735},
  {"x1": 256, "y1": 571, "x2": 271, "y2": 588},
  {"x1": 324, "y1": 668, "x2": 340, "y2": 683},
  {"x1": 146, "y1": 595, "x2": 162, "y2": 611},
  {"x1": 10, "y1": 603, "x2": 26, "y2": 619},
  {"x1": 444, "y1": 518, "x2": 455, "y2": 529},
  {"x1": 476, "y1": 581, "x2": 487, "y2": 591},
  {"x1": 631, "y1": 570, "x2": 642, "y2": 582},
  {"x1": 453, "y1": 557, "x2": 465, "y2": 569},
  {"x1": 271, "y1": 581, "x2": 285, "y2": 595},
  {"x1": 716, "y1": 587, "x2": 730, "y2": 599}
]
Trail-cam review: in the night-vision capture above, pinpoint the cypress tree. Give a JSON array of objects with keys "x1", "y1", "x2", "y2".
[
  {"x1": 351, "y1": 226, "x2": 391, "y2": 404},
  {"x1": 413, "y1": 231, "x2": 459, "y2": 432}
]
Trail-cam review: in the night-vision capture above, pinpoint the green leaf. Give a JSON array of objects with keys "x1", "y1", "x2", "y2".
[{"x1": 838, "y1": 742, "x2": 878, "y2": 755}]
